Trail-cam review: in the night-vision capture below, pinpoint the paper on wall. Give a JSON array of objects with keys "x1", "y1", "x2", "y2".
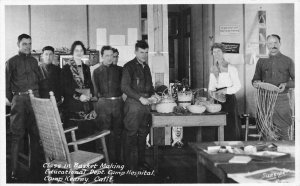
[
  {"x1": 96, "y1": 45, "x2": 103, "y2": 61},
  {"x1": 151, "y1": 55, "x2": 166, "y2": 73},
  {"x1": 223, "y1": 53, "x2": 244, "y2": 65},
  {"x1": 112, "y1": 45, "x2": 135, "y2": 67},
  {"x1": 96, "y1": 28, "x2": 107, "y2": 46},
  {"x1": 219, "y1": 25, "x2": 240, "y2": 35},
  {"x1": 109, "y1": 35, "x2": 126, "y2": 46},
  {"x1": 128, "y1": 28, "x2": 138, "y2": 45},
  {"x1": 249, "y1": 52, "x2": 259, "y2": 65}
]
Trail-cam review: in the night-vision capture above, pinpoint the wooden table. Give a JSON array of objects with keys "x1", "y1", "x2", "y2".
[
  {"x1": 189, "y1": 141, "x2": 295, "y2": 183},
  {"x1": 151, "y1": 111, "x2": 227, "y2": 172}
]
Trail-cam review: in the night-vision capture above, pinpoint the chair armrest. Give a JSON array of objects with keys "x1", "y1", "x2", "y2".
[
  {"x1": 64, "y1": 126, "x2": 79, "y2": 133},
  {"x1": 67, "y1": 130, "x2": 110, "y2": 146}
]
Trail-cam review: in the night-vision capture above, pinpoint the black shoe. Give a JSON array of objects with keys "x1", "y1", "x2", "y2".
[
  {"x1": 138, "y1": 161, "x2": 152, "y2": 171},
  {"x1": 8, "y1": 173, "x2": 19, "y2": 183}
]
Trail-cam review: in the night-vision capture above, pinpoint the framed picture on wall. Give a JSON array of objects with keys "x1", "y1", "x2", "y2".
[
  {"x1": 59, "y1": 55, "x2": 72, "y2": 68},
  {"x1": 258, "y1": 10, "x2": 266, "y2": 27},
  {"x1": 59, "y1": 55, "x2": 89, "y2": 68},
  {"x1": 87, "y1": 50, "x2": 100, "y2": 66},
  {"x1": 31, "y1": 52, "x2": 42, "y2": 62}
]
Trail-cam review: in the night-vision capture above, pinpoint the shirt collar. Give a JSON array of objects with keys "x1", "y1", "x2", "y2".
[
  {"x1": 269, "y1": 51, "x2": 282, "y2": 58},
  {"x1": 18, "y1": 51, "x2": 31, "y2": 57},
  {"x1": 135, "y1": 57, "x2": 147, "y2": 67}
]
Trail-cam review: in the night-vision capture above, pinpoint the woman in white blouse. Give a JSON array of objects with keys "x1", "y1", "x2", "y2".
[{"x1": 208, "y1": 43, "x2": 242, "y2": 141}]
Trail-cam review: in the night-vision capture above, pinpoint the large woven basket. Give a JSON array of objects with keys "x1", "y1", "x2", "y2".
[{"x1": 156, "y1": 97, "x2": 177, "y2": 113}]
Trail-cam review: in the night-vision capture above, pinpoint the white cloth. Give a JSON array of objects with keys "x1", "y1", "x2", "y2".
[{"x1": 208, "y1": 64, "x2": 241, "y2": 95}]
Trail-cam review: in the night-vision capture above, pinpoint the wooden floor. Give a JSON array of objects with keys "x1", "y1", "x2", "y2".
[
  {"x1": 6, "y1": 142, "x2": 222, "y2": 183},
  {"x1": 6, "y1": 123, "x2": 257, "y2": 183}
]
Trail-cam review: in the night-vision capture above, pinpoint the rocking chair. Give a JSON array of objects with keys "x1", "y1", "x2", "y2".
[{"x1": 29, "y1": 90, "x2": 110, "y2": 183}]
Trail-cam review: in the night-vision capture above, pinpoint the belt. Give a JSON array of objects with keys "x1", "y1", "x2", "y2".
[
  {"x1": 100, "y1": 96, "x2": 122, "y2": 100},
  {"x1": 177, "y1": 101, "x2": 191, "y2": 103},
  {"x1": 12, "y1": 90, "x2": 38, "y2": 96}
]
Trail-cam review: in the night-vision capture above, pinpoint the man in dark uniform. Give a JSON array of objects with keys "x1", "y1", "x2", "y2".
[
  {"x1": 121, "y1": 40, "x2": 154, "y2": 170},
  {"x1": 112, "y1": 47, "x2": 123, "y2": 72},
  {"x1": 112, "y1": 47, "x2": 120, "y2": 66},
  {"x1": 6, "y1": 34, "x2": 44, "y2": 182},
  {"x1": 93, "y1": 46, "x2": 123, "y2": 163},
  {"x1": 39, "y1": 46, "x2": 62, "y2": 102},
  {"x1": 252, "y1": 34, "x2": 295, "y2": 140}
]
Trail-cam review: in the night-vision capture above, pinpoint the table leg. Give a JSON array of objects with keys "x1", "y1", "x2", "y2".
[
  {"x1": 153, "y1": 145, "x2": 158, "y2": 173},
  {"x1": 151, "y1": 127, "x2": 159, "y2": 173},
  {"x1": 196, "y1": 127, "x2": 202, "y2": 142},
  {"x1": 218, "y1": 126, "x2": 224, "y2": 141},
  {"x1": 197, "y1": 155, "x2": 206, "y2": 183},
  {"x1": 150, "y1": 128, "x2": 154, "y2": 146}
]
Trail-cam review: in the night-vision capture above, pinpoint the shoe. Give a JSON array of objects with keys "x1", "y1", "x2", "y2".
[{"x1": 8, "y1": 172, "x2": 19, "y2": 183}]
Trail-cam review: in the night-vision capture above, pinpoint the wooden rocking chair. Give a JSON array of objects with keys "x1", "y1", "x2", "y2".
[{"x1": 29, "y1": 90, "x2": 110, "y2": 183}]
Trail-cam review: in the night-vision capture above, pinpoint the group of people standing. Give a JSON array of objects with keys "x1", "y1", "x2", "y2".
[
  {"x1": 6, "y1": 33, "x2": 295, "y2": 183},
  {"x1": 6, "y1": 34, "x2": 154, "y2": 182}
]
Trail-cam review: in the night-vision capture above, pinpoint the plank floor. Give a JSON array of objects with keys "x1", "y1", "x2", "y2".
[{"x1": 6, "y1": 121, "x2": 257, "y2": 183}]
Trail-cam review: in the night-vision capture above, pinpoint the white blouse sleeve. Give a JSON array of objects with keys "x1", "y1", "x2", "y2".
[
  {"x1": 208, "y1": 73, "x2": 217, "y2": 91},
  {"x1": 226, "y1": 65, "x2": 241, "y2": 94}
]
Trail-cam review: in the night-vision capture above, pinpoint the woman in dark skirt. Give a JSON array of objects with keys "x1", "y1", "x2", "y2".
[
  {"x1": 208, "y1": 43, "x2": 242, "y2": 141},
  {"x1": 60, "y1": 41, "x2": 97, "y2": 150}
]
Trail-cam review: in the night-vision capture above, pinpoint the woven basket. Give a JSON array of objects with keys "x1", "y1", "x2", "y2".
[
  {"x1": 177, "y1": 91, "x2": 193, "y2": 108},
  {"x1": 206, "y1": 104, "x2": 222, "y2": 113},
  {"x1": 177, "y1": 91, "x2": 193, "y2": 101},
  {"x1": 156, "y1": 97, "x2": 177, "y2": 113},
  {"x1": 187, "y1": 105, "x2": 206, "y2": 114}
]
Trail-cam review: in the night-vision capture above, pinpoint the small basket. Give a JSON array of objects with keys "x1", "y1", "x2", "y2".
[
  {"x1": 206, "y1": 104, "x2": 222, "y2": 113},
  {"x1": 187, "y1": 105, "x2": 206, "y2": 114},
  {"x1": 156, "y1": 101, "x2": 177, "y2": 113}
]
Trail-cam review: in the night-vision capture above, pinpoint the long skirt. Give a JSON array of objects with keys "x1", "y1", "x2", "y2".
[{"x1": 221, "y1": 94, "x2": 242, "y2": 141}]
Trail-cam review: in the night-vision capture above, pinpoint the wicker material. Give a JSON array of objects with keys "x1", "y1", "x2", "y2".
[
  {"x1": 206, "y1": 104, "x2": 222, "y2": 113},
  {"x1": 29, "y1": 92, "x2": 67, "y2": 161},
  {"x1": 29, "y1": 90, "x2": 111, "y2": 183},
  {"x1": 187, "y1": 105, "x2": 206, "y2": 114},
  {"x1": 51, "y1": 150, "x2": 104, "y2": 169}
]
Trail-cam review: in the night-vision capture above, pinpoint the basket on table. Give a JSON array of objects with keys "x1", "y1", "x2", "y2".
[
  {"x1": 205, "y1": 104, "x2": 222, "y2": 113},
  {"x1": 186, "y1": 105, "x2": 206, "y2": 114}
]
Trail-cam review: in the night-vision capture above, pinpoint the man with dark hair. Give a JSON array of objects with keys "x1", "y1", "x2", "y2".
[
  {"x1": 121, "y1": 40, "x2": 154, "y2": 170},
  {"x1": 100, "y1": 45, "x2": 112, "y2": 56},
  {"x1": 252, "y1": 34, "x2": 295, "y2": 140},
  {"x1": 39, "y1": 46, "x2": 61, "y2": 102},
  {"x1": 112, "y1": 48, "x2": 119, "y2": 66},
  {"x1": 267, "y1": 34, "x2": 281, "y2": 43},
  {"x1": 93, "y1": 45, "x2": 123, "y2": 163},
  {"x1": 6, "y1": 34, "x2": 44, "y2": 182},
  {"x1": 17, "y1": 33, "x2": 31, "y2": 44}
]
